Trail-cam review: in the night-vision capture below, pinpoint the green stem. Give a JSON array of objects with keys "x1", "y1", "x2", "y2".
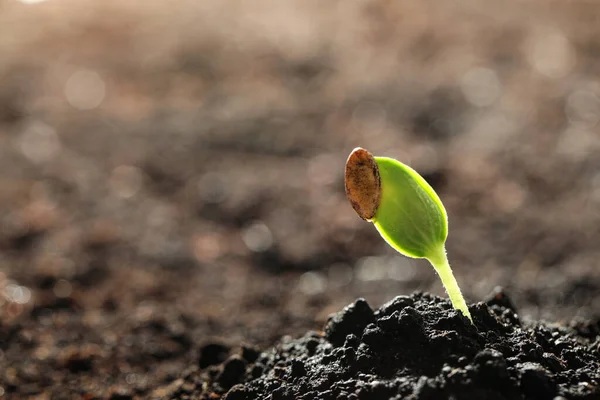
[{"x1": 427, "y1": 245, "x2": 473, "y2": 323}]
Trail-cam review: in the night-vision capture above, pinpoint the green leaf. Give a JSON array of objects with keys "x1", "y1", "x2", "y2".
[{"x1": 372, "y1": 156, "x2": 448, "y2": 259}]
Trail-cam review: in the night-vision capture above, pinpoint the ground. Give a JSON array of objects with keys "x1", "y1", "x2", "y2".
[{"x1": 0, "y1": 1, "x2": 599, "y2": 398}]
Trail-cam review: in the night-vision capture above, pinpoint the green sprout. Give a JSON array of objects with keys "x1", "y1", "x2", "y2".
[{"x1": 345, "y1": 147, "x2": 472, "y2": 323}]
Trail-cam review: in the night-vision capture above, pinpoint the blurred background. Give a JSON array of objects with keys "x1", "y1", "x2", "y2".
[{"x1": 1, "y1": 0, "x2": 599, "y2": 397}]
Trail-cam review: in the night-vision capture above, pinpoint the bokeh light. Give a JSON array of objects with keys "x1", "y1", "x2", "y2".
[{"x1": 64, "y1": 69, "x2": 106, "y2": 110}]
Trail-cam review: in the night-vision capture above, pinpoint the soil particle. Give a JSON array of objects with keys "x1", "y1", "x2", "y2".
[
  {"x1": 199, "y1": 343, "x2": 230, "y2": 369},
  {"x1": 325, "y1": 298, "x2": 375, "y2": 347},
  {"x1": 218, "y1": 356, "x2": 248, "y2": 389},
  {"x1": 183, "y1": 290, "x2": 599, "y2": 400}
]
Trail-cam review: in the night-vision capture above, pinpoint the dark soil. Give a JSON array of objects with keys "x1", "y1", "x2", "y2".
[
  {"x1": 1, "y1": 1, "x2": 600, "y2": 399},
  {"x1": 175, "y1": 290, "x2": 600, "y2": 400}
]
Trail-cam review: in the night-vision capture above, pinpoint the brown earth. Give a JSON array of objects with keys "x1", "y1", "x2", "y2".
[{"x1": 0, "y1": 1, "x2": 599, "y2": 398}]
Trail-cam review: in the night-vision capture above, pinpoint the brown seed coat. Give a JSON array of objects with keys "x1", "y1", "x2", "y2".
[{"x1": 344, "y1": 147, "x2": 381, "y2": 221}]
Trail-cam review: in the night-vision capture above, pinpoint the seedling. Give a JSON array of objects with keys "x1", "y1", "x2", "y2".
[{"x1": 345, "y1": 147, "x2": 472, "y2": 323}]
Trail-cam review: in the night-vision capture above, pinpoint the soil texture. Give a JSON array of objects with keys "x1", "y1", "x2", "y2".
[{"x1": 177, "y1": 290, "x2": 600, "y2": 400}]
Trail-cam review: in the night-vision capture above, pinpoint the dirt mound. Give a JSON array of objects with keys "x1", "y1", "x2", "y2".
[{"x1": 172, "y1": 290, "x2": 600, "y2": 400}]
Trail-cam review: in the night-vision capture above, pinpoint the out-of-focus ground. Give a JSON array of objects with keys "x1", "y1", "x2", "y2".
[{"x1": 0, "y1": 0, "x2": 599, "y2": 397}]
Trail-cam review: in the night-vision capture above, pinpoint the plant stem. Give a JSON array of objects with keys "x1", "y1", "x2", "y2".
[{"x1": 427, "y1": 245, "x2": 473, "y2": 323}]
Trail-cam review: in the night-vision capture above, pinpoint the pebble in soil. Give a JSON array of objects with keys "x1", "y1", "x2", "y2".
[{"x1": 170, "y1": 290, "x2": 600, "y2": 400}]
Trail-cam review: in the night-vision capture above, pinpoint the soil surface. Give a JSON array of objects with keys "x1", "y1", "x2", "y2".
[
  {"x1": 1, "y1": 1, "x2": 600, "y2": 399},
  {"x1": 168, "y1": 290, "x2": 600, "y2": 400}
]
